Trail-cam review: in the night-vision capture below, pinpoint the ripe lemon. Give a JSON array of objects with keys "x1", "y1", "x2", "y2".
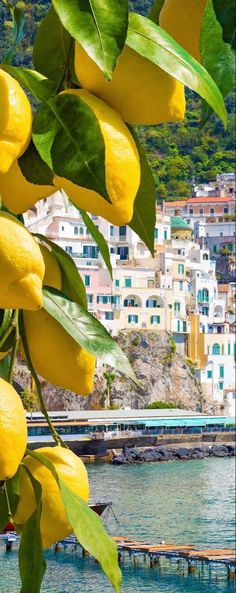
[
  {"x1": 159, "y1": 0, "x2": 207, "y2": 62},
  {"x1": 74, "y1": 44, "x2": 185, "y2": 125},
  {"x1": 0, "y1": 160, "x2": 54, "y2": 214},
  {"x1": 0, "y1": 378, "x2": 27, "y2": 481},
  {"x1": 0, "y1": 212, "x2": 45, "y2": 310},
  {"x1": 13, "y1": 446, "x2": 89, "y2": 548},
  {"x1": 23, "y1": 244, "x2": 96, "y2": 394},
  {"x1": 0, "y1": 69, "x2": 32, "y2": 175},
  {"x1": 54, "y1": 89, "x2": 140, "y2": 225}
]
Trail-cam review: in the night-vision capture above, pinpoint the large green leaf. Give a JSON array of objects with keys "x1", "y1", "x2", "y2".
[
  {"x1": 0, "y1": 488, "x2": 9, "y2": 533},
  {"x1": 33, "y1": 6, "x2": 73, "y2": 84},
  {"x1": 19, "y1": 142, "x2": 54, "y2": 186},
  {"x1": 52, "y1": 0, "x2": 128, "y2": 79},
  {"x1": 0, "y1": 64, "x2": 56, "y2": 102},
  {"x1": 18, "y1": 467, "x2": 46, "y2": 593},
  {"x1": 79, "y1": 209, "x2": 113, "y2": 277},
  {"x1": 43, "y1": 288, "x2": 137, "y2": 382},
  {"x1": 127, "y1": 13, "x2": 227, "y2": 126},
  {"x1": 26, "y1": 449, "x2": 121, "y2": 593},
  {"x1": 33, "y1": 94, "x2": 110, "y2": 201},
  {"x1": 200, "y1": 0, "x2": 235, "y2": 125},
  {"x1": 0, "y1": 358, "x2": 9, "y2": 380},
  {"x1": 6, "y1": 469, "x2": 21, "y2": 517},
  {"x1": 60, "y1": 480, "x2": 122, "y2": 593},
  {"x1": 212, "y1": 0, "x2": 235, "y2": 50},
  {"x1": 128, "y1": 128, "x2": 156, "y2": 256},
  {"x1": 0, "y1": 309, "x2": 12, "y2": 341},
  {"x1": 36, "y1": 235, "x2": 87, "y2": 309},
  {"x1": 3, "y1": 6, "x2": 26, "y2": 64}
]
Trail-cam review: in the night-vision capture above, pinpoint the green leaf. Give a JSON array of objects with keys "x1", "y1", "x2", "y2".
[
  {"x1": 33, "y1": 94, "x2": 110, "y2": 201},
  {"x1": 26, "y1": 450, "x2": 121, "y2": 593},
  {"x1": 200, "y1": 0, "x2": 235, "y2": 125},
  {"x1": 127, "y1": 13, "x2": 227, "y2": 126},
  {"x1": 18, "y1": 466, "x2": 46, "y2": 593},
  {"x1": 60, "y1": 480, "x2": 122, "y2": 593},
  {"x1": 212, "y1": 0, "x2": 235, "y2": 50},
  {"x1": 43, "y1": 288, "x2": 137, "y2": 382},
  {"x1": 0, "y1": 309, "x2": 12, "y2": 341},
  {"x1": 149, "y1": 0, "x2": 165, "y2": 23},
  {"x1": 6, "y1": 469, "x2": 21, "y2": 517},
  {"x1": 0, "y1": 358, "x2": 9, "y2": 380},
  {"x1": 33, "y1": 6, "x2": 73, "y2": 84},
  {"x1": 0, "y1": 64, "x2": 57, "y2": 102},
  {"x1": 36, "y1": 235, "x2": 87, "y2": 309},
  {"x1": 0, "y1": 487, "x2": 9, "y2": 532},
  {"x1": 79, "y1": 209, "x2": 113, "y2": 277},
  {"x1": 128, "y1": 128, "x2": 156, "y2": 256},
  {"x1": 3, "y1": 6, "x2": 26, "y2": 64},
  {"x1": 52, "y1": 0, "x2": 128, "y2": 79},
  {"x1": 19, "y1": 142, "x2": 54, "y2": 186}
]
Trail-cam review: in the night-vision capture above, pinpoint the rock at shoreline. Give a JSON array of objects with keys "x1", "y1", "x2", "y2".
[{"x1": 111, "y1": 444, "x2": 236, "y2": 465}]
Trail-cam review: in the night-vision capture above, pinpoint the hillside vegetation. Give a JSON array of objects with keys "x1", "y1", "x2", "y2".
[{"x1": 0, "y1": 0, "x2": 235, "y2": 199}]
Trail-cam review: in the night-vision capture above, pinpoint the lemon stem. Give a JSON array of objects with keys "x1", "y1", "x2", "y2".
[
  {"x1": 21, "y1": 317, "x2": 67, "y2": 448},
  {"x1": 8, "y1": 309, "x2": 20, "y2": 385},
  {"x1": 4, "y1": 483, "x2": 12, "y2": 518}
]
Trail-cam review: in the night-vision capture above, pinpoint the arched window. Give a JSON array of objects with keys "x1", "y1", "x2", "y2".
[
  {"x1": 203, "y1": 253, "x2": 209, "y2": 260},
  {"x1": 212, "y1": 343, "x2": 220, "y2": 355},
  {"x1": 74, "y1": 226, "x2": 79, "y2": 235}
]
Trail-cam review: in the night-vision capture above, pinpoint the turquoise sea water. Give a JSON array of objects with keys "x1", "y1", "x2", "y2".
[{"x1": 0, "y1": 457, "x2": 235, "y2": 593}]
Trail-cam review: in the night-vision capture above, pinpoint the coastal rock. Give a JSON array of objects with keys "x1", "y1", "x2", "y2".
[{"x1": 111, "y1": 444, "x2": 236, "y2": 465}]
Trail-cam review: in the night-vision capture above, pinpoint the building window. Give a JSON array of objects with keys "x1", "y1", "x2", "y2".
[
  {"x1": 84, "y1": 275, "x2": 91, "y2": 287},
  {"x1": 97, "y1": 295, "x2": 111, "y2": 304},
  {"x1": 110, "y1": 225, "x2": 114, "y2": 237},
  {"x1": 177, "y1": 320, "x2": 181, "y2": 332},
  {"x1": 80, "y1": 227, "x2": 84, "y2": 235},
  {"x1": 183, "y1": 321, "x2": 187, "y2": 332},
  {"x1": 219, "y1": 365, "x2": 224, "y2": 378},
  {"x1": 151, "y1": 315, "x2": 160, "y2": 324},
  {"x1": 154, "y1": 228, "x2": 158, "y2": 239},
  {"x1": 168, "y1": 304, "x2": 172, "y2": 309},
  {"x1": 61, "y1": 225, "x2": 64, "y2": 231},
  {"x1": 213, "y1": 245, "x2": 217, "y2": 253},
  {"x1": 224, "y1": 207, "x2": 228, "y2": 213},
  {"x1": 110, "y1": 247, "x2": 116, "y2": 254},
  {"x1": 128, "y1": 314, "x2": 138, "y2": 324},
  {"x1": 115, "y1": 279, "x2": 120, "y2": 287},
  {"x1": 202, "y1": 306, "x2": 209, "y2": 316},
  {"x1": 189, "y1": 208, "x2": 193, "y2": 214},
  {"x1": 164, "y1": 230, "x2": 168, "y2": 240},
  {"x1": 203, "y1": 253, "x2": 209, "y2": 260},
  {"x1": 228, "y1": 343, "x2": 231, "y2": 355},
  {"x1": 174, "y1": 302, "x2": 181, "y2": 312},
  {"x1": 147, "y1": 279, "x2": 154, "y2": 288},
  {"x1": 199, "y1": 209, "x2": 204, "y2": 214},
  {"x1": 87, "y1": 294, "x2": 93, "y2": 304},
  {"x1": 125, "y1": 277, "x2": 132, "y2": 288},
  {"x1": 178, "y1": 264, "x2": 185, "y2": 274},
  {"x1": 219, "y1": 382, "x2": 224, "y2": 390},
  {"x1": 74, "y1": 226, "x2": 79, "y2": 235},
  {"x1": 119, "y1": 225, "x2": 127, "y2": 236},
  {"x1": 210, "y1": 208, "x2": 215, "y2": 215},
  {"x1": 105, "y1": 312, "x2": 113, "y2": 320},
  {"x1": 222, "y1": 345, "x2": 224, "y2": 355},
  {"x1": 212, "y1": 343, "x2": 220, "y2": 355},
  {"x1": 179, "y1": 281, "x2": 183, "y2": 290},
  {"x1": 65, "y1": 246, "x2": 72, "y2": 253},
  {"x1": 207, "y1": 370, "x2": 212, "y2": 378}
]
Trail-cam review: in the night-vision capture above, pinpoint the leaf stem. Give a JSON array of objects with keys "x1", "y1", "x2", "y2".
[
  {"x1": 4, "y1": 483, "x2": 12, "y2": 518},
  {"x1": 7, "y1": 310, "x2": 20, "y2": 384},
  {"x1": 21, "y1": 315, "x2": 67, "y2": 448}
]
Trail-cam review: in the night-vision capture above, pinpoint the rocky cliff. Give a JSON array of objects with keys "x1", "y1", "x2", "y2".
[{"x1": 15, "y1": 331, "x2": 218, "y2": 414}]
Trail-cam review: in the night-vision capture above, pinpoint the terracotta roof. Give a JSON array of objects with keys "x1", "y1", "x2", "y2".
[
  {"x1": 165, "y1": 196, "x2": 235, "y2": 207},
  {"x1": 218, "y1": 285, "x2": 230, "y2": 292}
]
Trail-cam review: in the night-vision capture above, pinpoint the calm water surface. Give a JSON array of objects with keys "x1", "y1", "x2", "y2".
[{"x1": 0, "y1": 457, "x2": 235, "y2": 593}]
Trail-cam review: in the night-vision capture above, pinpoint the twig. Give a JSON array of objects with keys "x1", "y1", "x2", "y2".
[{"x1": 7, "y1": 310, "x2": 20, "y2": 384}]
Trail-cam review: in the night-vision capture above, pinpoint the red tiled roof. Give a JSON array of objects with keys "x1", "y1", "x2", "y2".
[
  {"x1": 218, "y1": 285, "x2": 230, "y2": 292},
  {"x1": 165, "y1": 196, "x2": 235, "y2": 207}
]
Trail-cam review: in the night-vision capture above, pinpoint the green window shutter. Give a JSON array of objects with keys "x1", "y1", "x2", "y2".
[
  {"x1": 125, "y1": 278, "x2": 132, "y2": 288},
  {"x1": 219, "y1": 365, "x2": 224, "y2": 378},
  {"x1": 228, "y1": 343, "x2": 231, "y2": 355},
  {"x1": 219, "y1": 382, "x2": 224, "y2": 390},
  {"x1": 177, "y1": 320, "x2": 181, "y2": 332},
  {"x1": 207, "y1": 370, "x2": 212, "y2": 378},
  {"x1": 115, "y1": 279, "x2": 120, "y2": 287}
]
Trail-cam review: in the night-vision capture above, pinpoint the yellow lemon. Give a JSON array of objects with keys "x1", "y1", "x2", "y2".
[
  {"x1": 0, "y1": 69, "x2": 32, "y2": 175},
  {"x1": 13, "y1": 446, "x2": 89, "y2": 548},
  {"x1": 54, "y1": 89, "x2": 140, "y2": 225},
  {"x1": 159, "y1": 0, "x2": 207, "y2": 62},
  {"x1": 23, "y1": 243, "x2": 96, "y2": 394},
  {"x1": 0, "y1": 378, "x2": 27, "y2": 481},
  {"x1": 74, "y1": 44, "x2": 185, "y2": 125},
  {"x1": 0, "y1": 160, "x2": 54, "y2": 214},
  {"x1": 0, "y1": 212, "x2": 45, "y2": 310}
]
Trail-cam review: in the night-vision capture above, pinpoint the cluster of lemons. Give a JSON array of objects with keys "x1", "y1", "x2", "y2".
[{"x1": 0, "y1": 0, "x2": 206, "y2": 547}]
